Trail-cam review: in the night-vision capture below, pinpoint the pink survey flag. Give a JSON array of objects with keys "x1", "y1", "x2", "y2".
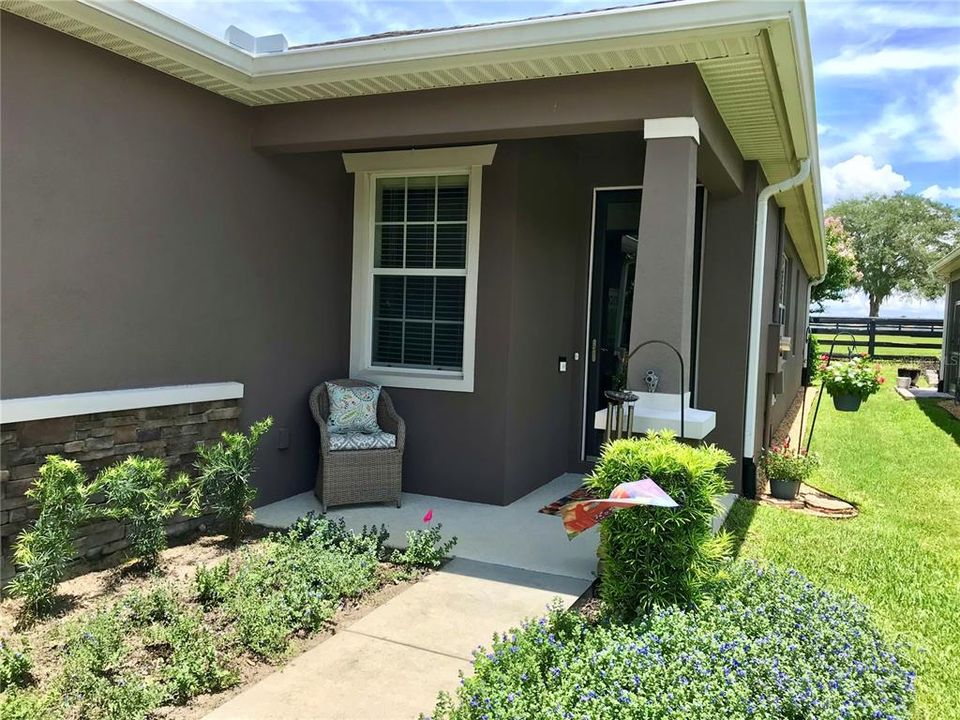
[{"x1": 560, "y1": 478, "x2": 677, "y2": 539}]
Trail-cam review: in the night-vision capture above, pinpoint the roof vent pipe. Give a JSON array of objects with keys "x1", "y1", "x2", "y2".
[
  {"x1": 742, "y1": 158, "x2": 812, "y2": 462},
  {"x1": 225, "y1": 25, "x2": 288, "y2": 54}
]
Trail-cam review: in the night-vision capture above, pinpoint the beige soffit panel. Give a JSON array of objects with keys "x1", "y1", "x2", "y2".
[{"x1": 2, "y1": 0, "x2": 824, "y2": 275}]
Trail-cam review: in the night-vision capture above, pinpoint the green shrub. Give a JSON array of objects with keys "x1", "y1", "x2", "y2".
[
  {"x1": 585, "y1": 432, "x2": 732, "y2": 620},
  {"x1": 0, "y1": 688, "x2": 51, "y2": 720},
  {"x1": 123, "y1": 584, "x2": 181, "y2": 626},
  {"x1": 392, "y1": 524, "x2": 457, "y2": 570},
  {"x1": 431, "y1": 561, "x2": 916, "y2": 720},
  {"x1": 157, "y1": 608, "x2": 238, "y2": 704},
  {"x1": 807, "y1": 333, "x2": 824, "y2": 380},
  {"x1": 100, "y1": 456, "x2": 193, "y2": 566},
  {"x1": 217, "y1": 522, "x2": 381, "y2": 659},
  {"x1": 58, "y1": 605, "x2": 163, "y2": 720},
  {"x1": 288, "y1": 513, "x2": 390, "y2": 558},
  {"x1": 193, "y1": 417, "x2": 273, "y2": 542},
  {"x1": 0, "y1": 638, "x2": 31, "y2": 691},
  {"x1": 10, "y1": 456, "x2": 98, "y2": 614},
  {"x1": 194, "y1": 560, "x2": 231, "y2": 607}
]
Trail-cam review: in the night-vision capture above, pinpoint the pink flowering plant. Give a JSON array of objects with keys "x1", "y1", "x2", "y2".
[
  {"x1": 822, "y1": 355, "x2": 884, "y2": 400},
  {"x1": 761, "y1": 436, "x2": 819, "y2": 484}
]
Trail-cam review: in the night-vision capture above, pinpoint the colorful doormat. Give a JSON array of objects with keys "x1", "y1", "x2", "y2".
[
  {"x1": 559, "y1": 478, "x2": 678, "y2": 539},
  {"x1": 538, "y1": 485, "x2": 597, "y2": 515}
]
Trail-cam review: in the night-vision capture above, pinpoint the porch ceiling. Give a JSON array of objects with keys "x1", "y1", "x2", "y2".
[{"x1": 3, "y1": 0, "x2": 824, "y2": 277}]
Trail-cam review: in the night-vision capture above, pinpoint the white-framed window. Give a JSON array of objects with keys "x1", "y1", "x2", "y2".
[{"x1": 343, "y1": 145, "x2": 496, "y2": 392}]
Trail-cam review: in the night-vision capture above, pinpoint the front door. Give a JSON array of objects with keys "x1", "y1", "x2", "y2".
[
  {"x1": 583, "y1": 189, "x2": 642, "y2": 459},
  {"x1": 948, "y1": 300, "x2": 960, "y2": 399},
  {"x1": 581, "y1": 186, "x2": 706, "y2": 460}
]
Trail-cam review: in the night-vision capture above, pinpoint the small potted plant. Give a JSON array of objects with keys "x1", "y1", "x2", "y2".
[
  {"x1": 761, "y1": 438, "x2": 819, "y2": 500},
  {"x1": 821, "y1": 355, "x2": 884, "y2": 412}
]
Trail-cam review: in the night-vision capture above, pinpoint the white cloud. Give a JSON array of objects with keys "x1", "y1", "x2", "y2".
[
  {"x1": 920, "y1": 185, "x2": 960, "y2": 202},
  {"x1": 817, "y1": 45, "x2": 960, "y2": 76},
  {"x1": 916, "y1": 75, "x2": 960, "y2": 162},
  {"x1": 819, "y1": 102, "x2": 918, "y2": 165},
  {"x1": 809, "y1": 1, "x2": 960, "y2": 30},
  {"x1": 821, "y1": 154, "x2": 911, "y2": 206}
]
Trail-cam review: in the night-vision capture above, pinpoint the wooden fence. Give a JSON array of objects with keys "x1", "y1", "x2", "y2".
[{"x1": 809, "y1": 316, "x2": 943, "y2": 359}]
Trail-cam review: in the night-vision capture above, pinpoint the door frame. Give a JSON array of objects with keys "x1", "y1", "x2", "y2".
[
  {"x1": 578, "y1": 184, "x2": 708, "y2": 461},
  {"x1": 580, "y1": 186, "x2": 642, "y2": 461}
]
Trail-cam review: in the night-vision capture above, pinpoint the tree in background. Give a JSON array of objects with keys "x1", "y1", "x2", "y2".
[
  {"x1": 811, "y1": 216, "x2": 859, "y2": 311},
  {"x1": 828, "y1": 194, "x2": 959, "y2": 316}
]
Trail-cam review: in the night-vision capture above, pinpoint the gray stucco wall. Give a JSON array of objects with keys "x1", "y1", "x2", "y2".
[
  {"x1": 1, "y1": 14, "x2": 353, "y2": 506},
  {"x1": 697, "y1": 164, "x2": 764, "y2": 492},
  {"x1": 3, "y1": 13, "x2": 783, "y2": 507}
]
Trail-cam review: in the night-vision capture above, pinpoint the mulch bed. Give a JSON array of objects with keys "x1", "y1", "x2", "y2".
[{"x1": 0, "y1": 525, "x2": 421, "y2": 720}]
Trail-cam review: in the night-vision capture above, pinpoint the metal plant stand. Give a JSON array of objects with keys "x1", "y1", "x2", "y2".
[
  {"x1": 605, "y1": 339, "x2": 686, "y2": 441},
  {"x1": 803, "y1": 332, "x2": 858, "y2": 454}
]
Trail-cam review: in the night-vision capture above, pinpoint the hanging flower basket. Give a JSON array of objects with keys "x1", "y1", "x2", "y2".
[
  {"x1": 822, "y1": 355, "x2": 884, "y2": 413},
  {"x1": 832, "y1": 394, "x2": 862, "y2": 412}
]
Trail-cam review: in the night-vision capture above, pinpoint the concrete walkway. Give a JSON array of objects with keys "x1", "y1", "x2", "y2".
[
  {"x1": 204, "y1": 558, "x2": 589, "y2": 720},
  {"x1": 254, "y1": 473, "x2": 599, "y2": 580}
]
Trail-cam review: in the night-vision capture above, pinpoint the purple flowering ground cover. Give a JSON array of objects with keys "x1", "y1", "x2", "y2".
[{"x1": 429, "y1": 561, "x2": 914, "y2": 720}]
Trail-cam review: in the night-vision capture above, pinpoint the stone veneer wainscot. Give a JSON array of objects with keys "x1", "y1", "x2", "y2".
[{"x1": 1, "y1": 385, "x2": 243, "y2": 587}]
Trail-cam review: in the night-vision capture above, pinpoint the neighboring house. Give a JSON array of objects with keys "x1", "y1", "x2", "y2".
[
  {"x1": 0, "y1": 0, "x2": 824, "y2": 511},
  {"x1": 933, "y1": 247, "x2": 960, "y2": 398}
]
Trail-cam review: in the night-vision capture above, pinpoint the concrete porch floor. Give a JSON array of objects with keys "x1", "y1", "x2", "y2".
[{"x1": 254, "y1": 473, "x2": 599, "y2": 581}]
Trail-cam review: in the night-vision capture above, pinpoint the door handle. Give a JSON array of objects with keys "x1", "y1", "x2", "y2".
[{"x1": 591, "y1": 338, "x2": 598, "y2": 362}]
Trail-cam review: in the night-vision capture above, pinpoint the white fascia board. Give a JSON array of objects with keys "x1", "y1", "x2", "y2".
[
  {"x1": 343, "y1": 144, "x2": 497, "y2": 173},
  {"x1": 254, "y1": 0, "x2": 798, "y2": 76},
  {"x1": 62, "y1": 0, "x2": 252, "y2": 75},
  {"x1": 0, "y1": 382, "x2": 244, "y2": 424}
]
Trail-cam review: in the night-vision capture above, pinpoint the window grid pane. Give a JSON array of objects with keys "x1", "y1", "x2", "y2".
[
  {"x1": 372, "y1": 275, "x2": 464, "y2": 371},
  {"x1": 374, "y1": 175, "x2": 467, "y2": 271}
]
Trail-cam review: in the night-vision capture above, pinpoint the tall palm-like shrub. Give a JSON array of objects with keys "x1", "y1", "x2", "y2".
[
  {"x1": 10, "y1": 456, "x2": 98, "y2": 613},
  {"x1": 192, "y1": 418, "x2": 273, "y2": 543},
  {"x1": 585, "y1": 432, "x2": 732, "y2": 621},
  {"x1": 99, "y1": 456, "x2": 193, "y2": 566}
]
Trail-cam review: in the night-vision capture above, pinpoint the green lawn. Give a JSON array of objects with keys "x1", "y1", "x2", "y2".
[
  {"x1": 726, "y1": 367, "x2": 960, "y2": 720},
  {"x1": 812, "y1": 333, "x2": 942, "y2": 358}
]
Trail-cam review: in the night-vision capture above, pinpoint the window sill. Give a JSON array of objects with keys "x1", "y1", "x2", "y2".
[{"x1": 352, "y1": 367, "x2": 473, "y2": 393}]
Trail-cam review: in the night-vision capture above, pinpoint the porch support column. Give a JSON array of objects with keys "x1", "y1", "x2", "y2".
[{"x1": 627, "y1": 117, "x2": 700, "y2": 395}]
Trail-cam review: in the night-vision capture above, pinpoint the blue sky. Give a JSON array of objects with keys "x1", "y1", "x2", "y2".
[{"x1": 146, "y1": 0, "x2": 960, "y2": 316}]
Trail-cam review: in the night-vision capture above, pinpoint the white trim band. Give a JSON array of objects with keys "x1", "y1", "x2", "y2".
[
  {"x1": 0, "y1": 382, "x2": 244, "y2": 424},
  {"x1": 343, "y1": 145, "x2": 497, "y2": 173},
  {"x1": 643, "y1": 117, "x2": 700, "y2": 144}
]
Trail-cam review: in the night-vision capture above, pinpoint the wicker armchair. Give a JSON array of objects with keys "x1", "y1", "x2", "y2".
[{"x1": 309, "y1": 379, "x2": 405, "y2": 513}]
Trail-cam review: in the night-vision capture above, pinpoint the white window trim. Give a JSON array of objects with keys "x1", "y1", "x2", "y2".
[{"x1": 343, "y1": 145, "x2": 496, "y2": 393}]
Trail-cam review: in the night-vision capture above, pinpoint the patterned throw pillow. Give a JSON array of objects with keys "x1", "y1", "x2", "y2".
[{"x1": 326, "y1": 383, "x2": 381, "y2": 434}]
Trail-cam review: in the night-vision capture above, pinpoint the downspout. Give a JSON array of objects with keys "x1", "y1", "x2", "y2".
[{"x1": 742, "y1": 158, "x2": 812, "y2": 498}]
